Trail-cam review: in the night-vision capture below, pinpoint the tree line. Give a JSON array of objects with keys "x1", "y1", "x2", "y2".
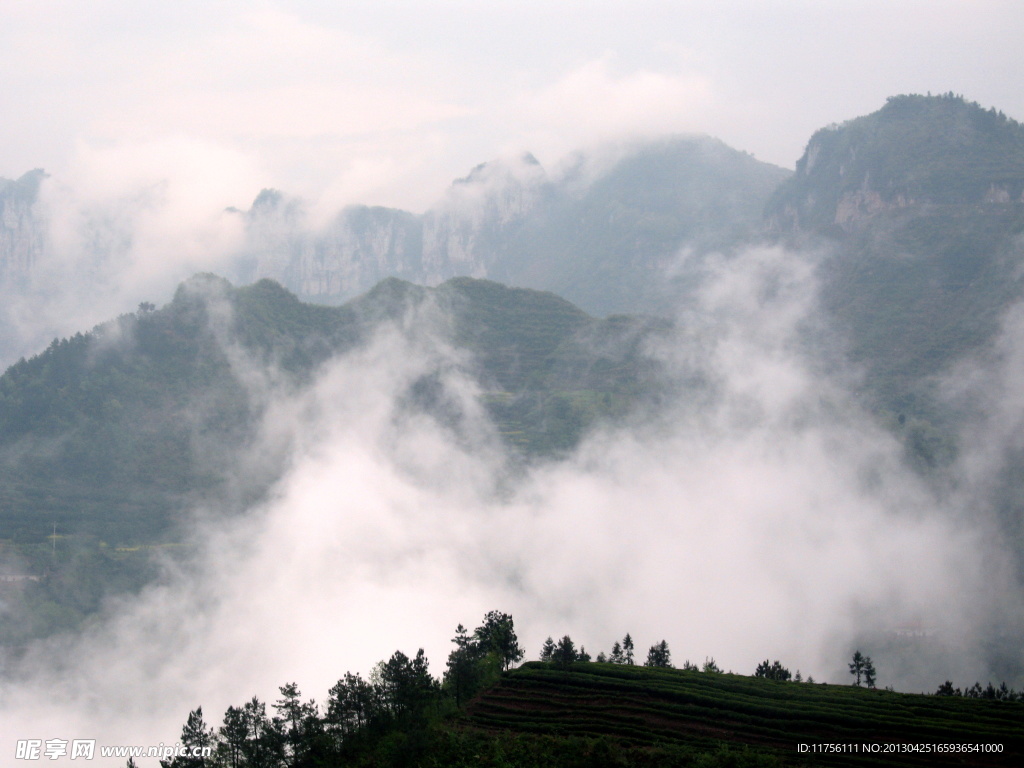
[
  {"x1": 157, "y1": 610, "x2": 523, "y2": 768},
  {"x1": 156, "y1": 614, "x2": 1021, "y2": 768}
]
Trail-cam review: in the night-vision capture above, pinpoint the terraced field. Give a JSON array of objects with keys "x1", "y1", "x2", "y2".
[{"x1": 463, "y1": 662, "x2": 1024, "y2": 766}]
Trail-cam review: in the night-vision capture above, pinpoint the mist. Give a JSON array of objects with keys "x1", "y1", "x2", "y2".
[{"x1": 1, "y1": 242, "x2": 1020, "y2": 764}]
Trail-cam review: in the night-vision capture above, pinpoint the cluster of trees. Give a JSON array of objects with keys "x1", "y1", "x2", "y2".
[
  {"x1": 539, "y1": 633, "x2": 677, "y2": 670},
  {"x1": 848, "y1": 651, "x2": 877, "y2": 688},
  {"x1": 445, "y1": 611, "x2": 524, "y2": 705},
  {"x1": 752, "y1": 660, "x2": 816, "y2": 684},
  {"x1": 540, "y1": 633, "x2": 811, "y2": 681},
  {"x1": 935, "y1": 680, "x2": 1024, "y2": 701},
  {"x1": 158, "y1": 610, "x2": 523, "y2": 768},
  {"x1": 754, "y1": 660, "x2": 791, "y2": 682},
  {"x1": 538, "y1": 634, "x2": 729, "y2": 673}
]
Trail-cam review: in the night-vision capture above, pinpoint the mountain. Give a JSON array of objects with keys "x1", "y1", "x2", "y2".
[
  {"x1": 768, "y1": 95, "x2": 1024, "y2": 421},
  {"x1": 0, "y1": 275, "x2": 669, "y2": 546},
  {"x1": 237, "y1": 137, "x2": 790, "y2": 316},
  {"x1": 767, "y1": 93, "x2": 1024, "y2": 234},
  {"x1": 762, "y1": 95, "x2": 1024, "y2": 573},
  {"x1": 0, "y1": 274, "x2": 674, "y2": 643},
  {"x1": 6, "y1": 95, "x2": 1024, "y2": 646}
]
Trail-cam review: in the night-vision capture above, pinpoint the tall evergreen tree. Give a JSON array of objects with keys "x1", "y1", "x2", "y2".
[
  {"x1": 445, "y1": 624, "x2": 484, "y2": 706},
  {"x1": 622, "y1": 633, "x2": 635, "y2": 665},
  {"x1": 863, "y1": 656, "x2": 877, "y2": 688},
  {"x1": 552, "y1": 635, "x2": 577, "y2": 669},
  {"x1": 272, "y1": 683, "x2": 322, "y2": 768},
  {"x1": 374, "y1": 649, "x2": 437, "y2": 722},
  {"x1": 160, "y1": 707, "x2": 213, "y2": 768},
  {"x1": 217, "y1": 705, "x2": 248, "y2": 768},
  {"x1": 326, "y1": 672, "x2": 377, "y2": 740},
  {"x1": 849, "y1": 651, "x2": 866, "y2": 686},
  {"x1": 609, "y1": 640, "x2": 624, "y2": 665},
  {"x1": 241, "y1": 697, "x2": 284, "y2": 768},
  {"x1": 539, "y1": 636, "x2": 555, "y2": 662}
]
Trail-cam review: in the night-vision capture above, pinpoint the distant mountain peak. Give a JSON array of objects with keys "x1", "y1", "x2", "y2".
[
  {"x1": 453, "y1": 152, "x2": 545, "y2": 187},
  {"x1": 767, "y1": 93, "x2": 1024, "y2": 233}
]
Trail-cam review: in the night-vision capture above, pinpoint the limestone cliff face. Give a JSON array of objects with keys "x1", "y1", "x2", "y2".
[
  {"x1": 0, "y1": 170, "x2": 47, "y2": 288},
  {"x1": 237, "y1": 139, "x2": 788, "y2": 315},
  {"x1": 833, "y1": 185, "x2": 915, "y2": 230},
  {"x1": 420, "y1": 154, "x2": 550, "y2": 280},
  {"x1": 239, "y1": 154, "x2": 552, "y2": 302}
]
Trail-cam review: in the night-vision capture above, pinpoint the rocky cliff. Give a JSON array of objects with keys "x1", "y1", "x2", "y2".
[
  {"x1": 0, "y1": 170, "x2": 47, "y2": 289},
  {"x1": 766, "y1": 94, "x2": 1024, "y2": 234},
  {"x1": 237, "y1": 139, "x2": 789, "y2": 316}
]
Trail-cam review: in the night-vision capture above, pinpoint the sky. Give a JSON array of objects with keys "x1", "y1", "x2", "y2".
[{"x1": 2, "y1": 0, "x2": 1024, "y2": 214}]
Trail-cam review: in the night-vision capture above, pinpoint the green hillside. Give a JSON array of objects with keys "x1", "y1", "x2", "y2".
[
  {"x1": 766, "y1": 93, "x2": 1024, "y2": 233},
  {"x1": 759, "y1": 95, "x2": 1024, "y2": 563},
  {"x1": 158, "y1": 653, "x2": 1024, "y2": 768},
  {"x1": 0, "y1": 275, "x2": 670, "y2": 642},
  {"x1": 0, "y1": 274, "x2": 662, "y2": 544},
  {"x1": 502, "y1": 136, "x2": 792, "y2": 316},
  {"x1": 764, "y1": 96, "x2": 1024, "y2": 409},
  {"x1": 458, "y1": 662, "x2": 1023, "y2": 766}
]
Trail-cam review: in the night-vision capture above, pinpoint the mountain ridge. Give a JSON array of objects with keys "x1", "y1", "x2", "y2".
[{"x1": 766, "y1": 93, "x2": 1024, "y2": 234}]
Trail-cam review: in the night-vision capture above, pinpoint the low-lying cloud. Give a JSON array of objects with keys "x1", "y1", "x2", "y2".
[{"x1": 1, "y1": 244, "x2": 1020, "y2": 763}]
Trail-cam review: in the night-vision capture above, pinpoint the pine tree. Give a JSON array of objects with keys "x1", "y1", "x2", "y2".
[
  {"x1": 445, "y1": 624, "x2": 484, "y2": 707},
  {"x1": 217, "y1": 705, "x2": 247, "y2": 768},
  {"x1": 622, "y1": 633, "x2": 635, "y2": 665},
  {"x1": 644, "y1": 640, "x2": 672, "y2": 668},
  {"x1": 273, "y1": 683, "x2": 321, "y2": 768},
  {"x1": 609, "y1": 640, "x2": 624, "y2": 664},
  {"x1": 849, "y1": 651, "x2": 866, "y2": 686},
  {"x1": 552, "y1": 635, "x2": 577, "y2": 669},
  {"x1": 539, "y1": 636, "x2": 555, "y2": 662},
  {"x1": 863, "y1": 656, "x2": 877, "y2": 688},
  {"x1": 326, "y1": 672, "x2": 377, "y2": 738},
  {"x1": 160, "y1": 707, "x2": 214, "y2": 768}
]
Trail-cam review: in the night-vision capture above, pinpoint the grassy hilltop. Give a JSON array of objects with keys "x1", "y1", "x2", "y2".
[
  {"x1": 455, "y1": 662, "x2": 1023, "y2": 767},
  {"x1": 159, "y1": 656, "x2": 1024, "y2": 768}
]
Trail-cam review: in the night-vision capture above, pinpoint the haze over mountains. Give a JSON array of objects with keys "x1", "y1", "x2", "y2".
[
  {"x1": 3, "y1": 94, "x2": 1024, "y2": 759},
  {"x1": 0, "y1": 134, "x2": 789, "y2": 370},
  {"x1": 234, "y1": 136, "x2": 789, "y2": 316}
]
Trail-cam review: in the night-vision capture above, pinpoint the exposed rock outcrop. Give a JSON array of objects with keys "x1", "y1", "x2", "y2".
[
  {"x1": 236, "y1": 139, "x2": 788, "y2": 316},
  {"x1": 0, "y1": 170, "x2": 47, "y2": 288}
]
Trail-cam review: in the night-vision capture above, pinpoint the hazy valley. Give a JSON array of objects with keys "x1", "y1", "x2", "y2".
[{"x1": 2, "y1": 93, "x2": 1024, "y2": 765}]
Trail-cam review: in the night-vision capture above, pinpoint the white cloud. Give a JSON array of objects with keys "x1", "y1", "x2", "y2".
[
  {"x1": 507, "y1": 56, "x2": 714, "y2": 160},
  {"x1": 1, "y1": 246, "x2": 1017, "y2": 762}
]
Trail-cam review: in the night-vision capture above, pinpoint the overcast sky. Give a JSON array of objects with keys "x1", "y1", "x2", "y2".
[{"x1": 3, "y1": 0, "x2": 1023, "y2": 213}]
